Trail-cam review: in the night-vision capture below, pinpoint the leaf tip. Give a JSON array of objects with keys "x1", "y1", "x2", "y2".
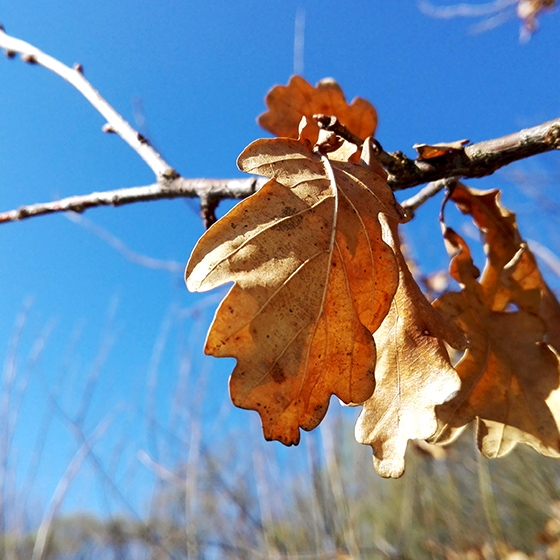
[{"x1": 373, "y1": 456, "x2": 405, "y2": 479}]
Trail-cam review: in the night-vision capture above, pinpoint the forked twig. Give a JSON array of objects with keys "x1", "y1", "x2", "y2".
[{"x1": 0, "y1": 25, "x2": 266, "y2": 225}]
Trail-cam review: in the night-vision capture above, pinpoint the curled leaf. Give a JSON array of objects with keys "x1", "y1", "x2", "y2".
[
  {"x1": 432, "y1": 226, "x2": 560, "y2": 458},
  {"x1": 450, "y1": 184, "x2": 560, "y2": 349},
  {"x1": 413, "y1": 139, "x2": 469, "y2": 160}
]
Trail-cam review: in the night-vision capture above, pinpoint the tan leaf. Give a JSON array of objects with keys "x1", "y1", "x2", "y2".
[
  {"x1": 258, "y1": 76, "x2": 377, "y2": 144},
  {"x1": 431, "y1": 227, "x2": 560, "y2": 458},
  {"x1": 503, "y1": 244, "x2": 560, "y2": 352},
  {"x1": 355, "y1": 217, "x2": 464, "y2": 478},
  {"x1": 186, "y1": 137, "x2": 404, "y2": 445}
]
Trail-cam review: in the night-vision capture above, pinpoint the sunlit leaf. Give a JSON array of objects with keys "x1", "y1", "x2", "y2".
[
  {"x1": 258, "y1": 76, "x2": 377, "y2": 144},
  {"x1": 186, "y1": 137, "x2": 404, "y2": 445},
  {"x1": 431, "y1": 225, "x2": 560, "y2": 458},
  {"x1": 355, "y1": 216, "x2": 464, "y2": 478}
]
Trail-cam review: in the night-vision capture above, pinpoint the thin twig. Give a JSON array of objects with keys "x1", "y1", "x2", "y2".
[
  {"x1": 65, "y1": 213, "x2": 184, "y2": 272},
  {"x1": 0, "y1": 26, "x2": 175, "y2": 179},
  {"x1": 0, "y1": 301, "x2": 32, "y2": 539},
  {"x1": 401, "y1": 177, "x2": 460, "y2": 217},
  {"x1": 31, "y1": 413, "x2": 115, "y2": 560},
  {"x1": 137, "y1": 449, "x2": 184, "y2": 486},
  {"x1": 418, "y1": 0, "x2": 518, "y2": 19}
]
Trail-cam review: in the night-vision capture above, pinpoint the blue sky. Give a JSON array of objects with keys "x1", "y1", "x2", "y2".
[{"x1": 1, "y1": 1, "x2": 560, "y2": 518}]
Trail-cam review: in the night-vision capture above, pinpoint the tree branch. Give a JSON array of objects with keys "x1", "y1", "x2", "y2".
[
  {"x1": 317, "y1": 115, "x2": 560, "y2": 190},
  {"x1": 0, "y1": 25, "x2": 176, "y2": 179},
  {"x1": 1, "y1": 116, "x2": 558, "y2": 224},
  {"x1": 387, "y1": 118, "x2": 560, "y2": 190},
  {"x1": 1, "y1": 25, "x2": 559, "y2": 226},
  {"x1": 0, "y1": 177, "x2": 266, "y2": 224}
]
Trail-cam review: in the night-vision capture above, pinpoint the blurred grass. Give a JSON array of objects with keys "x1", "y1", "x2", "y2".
[
  {"x1": 6, "y1": 423, "x2": 560, "y2": 559},
  {"x1": 3, "y1": 303, "x2": 560, "y2": 559}
]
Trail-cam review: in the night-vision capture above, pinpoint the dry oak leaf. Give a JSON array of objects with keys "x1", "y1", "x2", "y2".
[
  {"x1": 450, "y1": 184, "x2": 560, "y2": 351},
  {"x1": 450, "y1": 185, "x2": 521, "y2": 306},
  {"x1": 430, "y1": 227, "x2": 560, "y2": 458},
  {"x1": 186, "y1": 137, "x2": 405, "y2": 445},
  {"x1": 503, "y1": 246, "x2": 560, "y2": 353},
  {"x1": 258, "y1": 76, "x2": 377, "y2": 144},
  {"x1": 355, "y1": 216, "x2": 465, "y2": 478}
]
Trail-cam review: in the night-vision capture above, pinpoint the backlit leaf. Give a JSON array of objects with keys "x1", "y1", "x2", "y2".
[
  {"x1": 450, "y1": 185, "x2": 560, "y2": 349},
  {"x1": 431, "y1": 205, "x2": 560, "y2": 458},
  {"x1": 258, "y1": 76, "x2": 377, "y2": 144},
  {"x1": 355, "y1": 216, "x2": 464, "y2": 478},
  {"x1": 186, "y1": 137, "x2": 404, "y2": 445}
]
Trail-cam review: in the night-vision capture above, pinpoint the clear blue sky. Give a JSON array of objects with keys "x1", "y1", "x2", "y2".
[{"x1": 1, "y1": 1, "x2": 559, "y2": 517}]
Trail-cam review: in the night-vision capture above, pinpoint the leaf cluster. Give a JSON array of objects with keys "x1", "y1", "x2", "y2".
[{"x1": 186, "y1": 77, "x2": 560, "y2": 478}]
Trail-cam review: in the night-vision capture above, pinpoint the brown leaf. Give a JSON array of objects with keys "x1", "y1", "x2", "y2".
[
  {"x1": 413, "y1": 139, "x2": 469, "y2": 160},
  {"x1": 450, "y1": 185, "x2": 521, "y2": 305},
  {"x1": 450, "y1": 184, "x2": 560, "y2": 350},
  {"x1": 502, "y1": 244, "x2": 560, "y2": 352},
  {"x1": 431, "y1": 227, "x2": 560, "y2": 458},
  {"x1": 258, "y1": 76, "x2": 377, "y2": 144},
  {"x1": 186, "y1": 137, "x2": 404, "y2": 445},
  {"x1": 355, "y1": 216, "x2": 464, "y2": 478}
]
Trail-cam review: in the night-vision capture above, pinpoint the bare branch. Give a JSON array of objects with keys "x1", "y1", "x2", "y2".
[
  {"x1": 0, "y1": 177, "x2": 267, "y2": 224},
  {"x1": 389, "y1": 117, "x2": 560, "y2": 190},
  {"x1": 418, "y1": 0, "x2": 557, "y2": 39},
  {"x1": 418, "y1": 0, "x2": 518, "y2": 19},
  {"x1": 318, "y1": 115, "x2": 560, "y2": 190},
  {"x1": 0, "y1": 26, "x2": 176, "y2": 179},
  {"x1": 1, "y1": 114, "x2": 559, "y2": 224},
  {"x1": 1, "y1": 25, "x2": 559, "y2": 225}
]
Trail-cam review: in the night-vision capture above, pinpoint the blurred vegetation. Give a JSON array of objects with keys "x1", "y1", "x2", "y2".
[
  {"x1": 2, "y1": 299, "x2": 560, "y2": 560},
  {"x1": 4, "y1": 417, "x2": 560, "y2": 559}
]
